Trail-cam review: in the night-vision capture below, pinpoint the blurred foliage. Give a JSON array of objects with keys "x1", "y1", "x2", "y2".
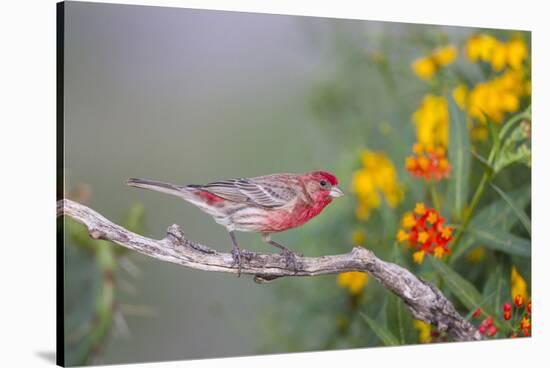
[
  {"x1": 62, "y1": 186, "x2": 146, "y2": 366},
  {"x1": 261, "y1": 25, "x2": 531, "y2": 350}
]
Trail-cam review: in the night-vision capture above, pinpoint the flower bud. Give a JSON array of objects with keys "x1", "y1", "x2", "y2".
[{"x1": 514, "y1": 294, "x2": 525, "y2": 308}]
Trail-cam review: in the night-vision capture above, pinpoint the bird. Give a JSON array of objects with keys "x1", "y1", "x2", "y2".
[{"x1": 126, "y1": 171, "x2": 344, "y2": 275}]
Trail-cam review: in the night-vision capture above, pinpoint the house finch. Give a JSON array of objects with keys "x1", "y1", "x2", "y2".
[{"x1": 127, "y1": 171, "x2": 344, "y2": 275}]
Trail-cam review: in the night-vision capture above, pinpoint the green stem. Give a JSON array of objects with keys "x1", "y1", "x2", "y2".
[
  {"x1": 429, "y1": 182, "x2": 440, "y2": 211},
  {"x1": 452, "y1": 171, "x2": 491, "y2": 249},
  {"x1": 499, "y1": 107, "x2": 531, "y2": 141}
]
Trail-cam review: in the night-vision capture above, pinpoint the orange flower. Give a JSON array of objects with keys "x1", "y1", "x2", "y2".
[
  {"x1": 406, "y1": 143, "x2": 451, "y2": 181},
  {"x1": 514, "y1": 294, "x2": 525, "y2": 308},
  {"x1": 520, "y1": 316, "x2": 531, "y2": 337},
  {"x1": 397, "y1": 204, "x2": 453, "y2": 263}
]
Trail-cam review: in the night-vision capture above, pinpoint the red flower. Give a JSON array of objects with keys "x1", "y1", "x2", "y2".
[
  {"x1": 479, "y1": 315, "x2": 498, "y2": 337},
  {"x1": 473, "y1": 308, "x2": 481, "y2": 318},
  {"x1": 396, "y1": 203, "x2": 453, "y2": 263},
  {"x1": 405, "y1": 144, "x2": 451, "y2": 181},
  {"x1": 487, "y1": 325, "x2": 498, "y2": 337}
]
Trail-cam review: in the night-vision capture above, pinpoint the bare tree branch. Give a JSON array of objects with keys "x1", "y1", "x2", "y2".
[{"x1": 58, "y1": 199, "x2": 481, "y2": 342}]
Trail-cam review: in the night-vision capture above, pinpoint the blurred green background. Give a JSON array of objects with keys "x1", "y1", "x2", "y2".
[{"x1": 62, "y1": 2, "x2": 531, "y2": 365}]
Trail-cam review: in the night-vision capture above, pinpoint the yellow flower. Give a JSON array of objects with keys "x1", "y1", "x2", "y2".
[
  {"x1": 412, "y1": 44, "x2": 457, "y2": 80},
  {"x1": 414, "y1": 320, "x2": 432, "y2": 343},
  {"x1": 490, "y1": 42, "x2": 507, "y2": 71},
  {"x1": 412, "y1": 95, "x2": 449, "y2": 149},
  {"x1": 413, "y1": 250, "x2": 425, "y2": 264},
  {"x1": 432, "y1": 45, "x2": 457, "y2": 66},
  {"x1": 352, "y1": 150, "x2": 403, "y2": 221},
  {"x1": 397, "y1": 229, "x2": 409, "y2": 243},
  {"x1": 433, "y1": 246, "x2": 445, "y2": 259},
  {"x1": 418, "y1": 231, "x2": 429, "y2": 243},
  {"x1": 511, "y1": 266, "x2": 528, "y2": 300},
  {"x1": 466, "y1": 246, "x2": 486, "y2": 263},
  {"x1": 441, "y1": 227, "x2": 452, "y2": 240},
  {"x1": 414, "y1": 203, "x2": 426, "y2": 215},
  {"x1": 453, "y1": 84, "x2": 469, "y2": 110},
  {"x1": 507, "y1": 38, "x2": 528, "y2": 69},
  {"x1": 352, "y1": 229, "x2": 366, "y2": 246},
  {"x1": 427, "y1": 212, "x2": 438, "y2": 224},
  {"x1": 466, "y1": 33, "x2": 529, "y2": 71},
  {"x1": 401, "y1": 212, "x2": 416, "y2": 228},
  {"x1": 466, "y1": 34, "x2": 497, "y2": 62},
  {"x1": 337, "y1": 272, "x2": 368, "y2": 295},
  {"x1": 467, "y1": 69, "x2": 526, "y2": 124},
  {"x1": 413, "y1": 57, "x2": 437, "y2": 80}
]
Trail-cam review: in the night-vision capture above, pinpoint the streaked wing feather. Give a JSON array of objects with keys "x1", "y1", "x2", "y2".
[{"x1": 200, "y1": 177, "x2": 297, "y2": 208}]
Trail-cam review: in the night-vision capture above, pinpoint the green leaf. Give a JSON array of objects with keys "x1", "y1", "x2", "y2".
[
  {"x1": 470, "y1": 149, "x2": 494, "y2": 174},
  {"x1": 472, "y1": 185, "x2": 531, "y2": 229},
  {"x1": 494, "y1": 117, "x2": 531, "y2": 172},
  {"x1": 386, "y1": 293, "x2": 414, "y2": 345},
  {"x1": 428, "y1": 257, "x2": 482, "y2": 310},
  {"x1": 447, "y1": 95, "x2": 471, "y2": 219},
  {"x1": 482, "y1": 262, "x2": 508, "y2": 314},
  {"x1": 490, "y1": 183, "x2": 531, "y2": 236},
  {"x1": 466, "y1": 227, "x2": 531, "y2": 257},
  {"x1": 450, "y1": 186, "x2": 530, "y2": 263},
  {"x1": 360, "y1": 312, "x2": 400, "y2": 346}
]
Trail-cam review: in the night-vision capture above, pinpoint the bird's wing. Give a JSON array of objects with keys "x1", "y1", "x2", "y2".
[{"x1": 198, "y1": 177, "x2": 298, "y2": 208}]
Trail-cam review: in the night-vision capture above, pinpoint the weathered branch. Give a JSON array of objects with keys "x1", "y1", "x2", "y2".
[{"x1": 58, "y1": 199, "x2": 481, "y2": 341}]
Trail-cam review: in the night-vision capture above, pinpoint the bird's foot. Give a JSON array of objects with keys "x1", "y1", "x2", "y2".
[
  {"x1": 230, "y1": 247, "x2": 242, "y2": 277},
  {"x1": 281, "y1": 249, "x2": 301, "y2": 274}
]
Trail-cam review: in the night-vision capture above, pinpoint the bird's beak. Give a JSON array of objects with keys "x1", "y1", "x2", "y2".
[{"x1": 329, "y1": 186, "x2": 344, "y2": 198}]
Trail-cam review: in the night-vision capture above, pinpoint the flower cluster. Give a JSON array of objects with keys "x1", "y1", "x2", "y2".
[
  {"x1": 405, "y1": 143, "x2": 450, "y2": 181},
  {"x1": 505, "y1": 295, "x2": 532, "y2": 337},
  {"x1": 454, "y1": 69, "x2": 529, "y2": 129},
  {"x1": 466, "y1": 34, "x2": 528, "y2": 71},
  {"x1": 412, "y1": 45, "x2": 458, "y2": 80},
  {"x1": 396, "y1": 203, "x2": 453, "y2": 263},
  {"x1": 412, "y1": 95, "x2": 449, "y2": 149},
  {"x1": 351, "y1": 150, "x2": 403, "y2": 221},
  {"x1": 337, "y1": 272, "x2": 369, "y2": 296},
  {"x1": 478, "y1": 315, "x2": 498, "y2": 337}
]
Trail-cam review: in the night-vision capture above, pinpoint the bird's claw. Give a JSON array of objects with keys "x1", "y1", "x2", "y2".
[
  {"x1": 281, "y1": 249, "x2": 300, "y2": 274},
  {"x1": 230, "y1": 247, "x2": 242, "y2": 277}
]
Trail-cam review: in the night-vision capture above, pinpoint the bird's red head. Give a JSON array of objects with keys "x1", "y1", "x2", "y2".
[{"x1": 302, "y1": 171, "x2": 344, "y2": 203}]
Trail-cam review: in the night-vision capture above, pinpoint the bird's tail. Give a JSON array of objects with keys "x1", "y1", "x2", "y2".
[{"x1": 127, "y1": 178, "x2": 190, "y2": 198}]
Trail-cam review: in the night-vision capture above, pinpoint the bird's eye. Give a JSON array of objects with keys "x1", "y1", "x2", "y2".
[{"x1": 319, "y1": 179, "x2": 328, "y2": 188}]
